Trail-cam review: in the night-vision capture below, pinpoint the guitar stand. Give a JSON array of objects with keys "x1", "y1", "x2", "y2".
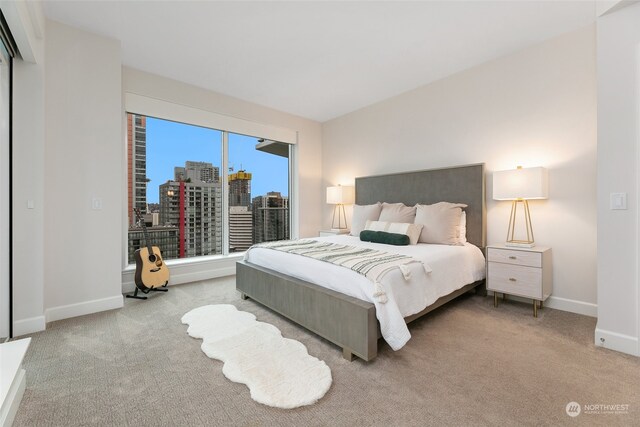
[{"x1": 126, "y1": 282, "x2": 169, "y2": 300}]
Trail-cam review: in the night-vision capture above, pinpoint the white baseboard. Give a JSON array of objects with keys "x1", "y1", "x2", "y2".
[
  {"x1": 12, "y1": 316, "x2": 46, "y2": 336},
  {"x1": 45, "y1": 295, "x2": 124, "y2": 323},
  {"x1": 488, "y1": 291, "x2": 597, "y2": 317},
  {"x1": 545, "y1": 295, "x2": 597, "y2": 317},
  {"x1": 594, "y1": 327, "x2": 639, "y2": 357},
  {"x1": 0, "y1": 368, "x2": 26, "y2": 427}
]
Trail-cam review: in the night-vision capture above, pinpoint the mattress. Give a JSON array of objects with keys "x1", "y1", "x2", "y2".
[{"x1": 245, "y1": 235, "x2": 486, "y2": 351}]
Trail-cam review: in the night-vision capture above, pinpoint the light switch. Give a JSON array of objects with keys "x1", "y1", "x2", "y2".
[
  {"x1": 27, "y1": 200, "x2": 34, "y2": 209},
  {"x1": 610, "y1": 193, "x2": 627, "y2": 210},
  {"x1": 92, "y1": 197, "x2": 103, "y2": 210}
]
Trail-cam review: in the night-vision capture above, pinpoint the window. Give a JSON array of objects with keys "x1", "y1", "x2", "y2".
[
  {"x1": 228, "y1": 133, "x2": 290, "y2": 252},
  {"x1": 126, "y1": 114, "x2": 292, "y2": 264}
]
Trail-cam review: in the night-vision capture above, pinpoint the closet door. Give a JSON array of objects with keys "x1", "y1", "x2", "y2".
[{"x1": 0, "y1": 39, "x2": 10, "y2": 339}]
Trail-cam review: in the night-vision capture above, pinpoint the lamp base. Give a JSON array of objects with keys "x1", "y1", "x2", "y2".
[
  {"x1": 505, "y1": 241, "x2": 536, "y2": 248},
  {"x1": 331, "y1": 204, "x2": 348, "y2": 230},
  {"x1": 505, "y1": 200, "x2": 536, "y2": 249}
]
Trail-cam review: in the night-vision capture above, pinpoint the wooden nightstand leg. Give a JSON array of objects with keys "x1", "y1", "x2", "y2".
[
  {"x1": 494, "y1": 293, "x2": 498, "y2": 307},
  {"x1": 539, "y1": 300, "x2": 543, "y2": 309},
  {"x1": 503, "y1": 293, "x2": 507, "y2": 301},
  {"x1": 533, "y1": 300, "x2": 538, "y2": 318}
]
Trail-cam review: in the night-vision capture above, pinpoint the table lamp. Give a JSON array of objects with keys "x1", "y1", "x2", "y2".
[
  {"x1": 493, "y1": 166, "x2": 548, "y2": 247},
  {"x1": 326, "y1": 185, "x2": 355, "y2": 230}
]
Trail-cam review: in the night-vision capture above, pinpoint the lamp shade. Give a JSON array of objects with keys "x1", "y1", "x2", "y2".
[
  {"x1": 326, "y1": 185, "x2": 355, "y2": 205},
  {"x1": 493, "y1": 166, "x2": 548, "y2": 200}
]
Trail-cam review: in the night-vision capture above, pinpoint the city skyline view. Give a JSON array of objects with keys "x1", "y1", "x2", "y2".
[
  {"x1": 127, "y1": 113, "x2": 291, "y2": 261},
  {"x1": 145, "y1": 116, "x2": 289, "y2": 203}
]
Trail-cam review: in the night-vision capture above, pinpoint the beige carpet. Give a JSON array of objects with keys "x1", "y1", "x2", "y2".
[{"x1": 13, "y1": 277, "x2": 640, "y2": 426}]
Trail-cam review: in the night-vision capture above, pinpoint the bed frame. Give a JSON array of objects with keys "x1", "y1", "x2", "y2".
[{"x1": 236, "y1": 163, "x2": 486, "y2": 362}]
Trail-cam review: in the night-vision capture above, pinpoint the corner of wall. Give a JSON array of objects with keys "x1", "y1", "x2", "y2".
[
  {"x1": 594, "y1": 327, "x2": 639, "y2": 356},
  {"x1": 12, "y1": 315, "x2": 45, "y2": 337},
  {"x1": 596, "y1": 1, "x2": 640, "y2": 358}
]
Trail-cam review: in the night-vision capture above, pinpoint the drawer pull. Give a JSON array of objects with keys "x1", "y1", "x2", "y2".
[
  {"x1": 509, "y1": 278, "x2": 517, "y2": 282},
  {"x1": 509, "y1": 256, "x2": 517, "y2": 260}
]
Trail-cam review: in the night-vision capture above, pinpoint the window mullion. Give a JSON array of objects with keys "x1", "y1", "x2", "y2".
[
  {"x1": 221, "y1": 131, "x2": 229, "y2": 256},
  {"x1": 289, "y1": 141, "x2": 298, "y2": 240}
]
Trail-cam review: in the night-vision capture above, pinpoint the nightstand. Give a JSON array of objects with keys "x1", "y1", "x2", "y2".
[
  {"x1": 319, "y1": 229, "x2": 350, "y2": 237},
  {"x1": 486, "y1": 244, "x2": 552, "y2": 317}
]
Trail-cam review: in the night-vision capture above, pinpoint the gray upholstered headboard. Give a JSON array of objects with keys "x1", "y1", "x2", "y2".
[{"x1": 355, "y1": 163, "x2": 486, "y2": 248}]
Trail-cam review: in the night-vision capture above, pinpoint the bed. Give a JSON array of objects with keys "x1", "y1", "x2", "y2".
[{"x1": 236, "y1": 163, "x2": 487, "y2": 361}]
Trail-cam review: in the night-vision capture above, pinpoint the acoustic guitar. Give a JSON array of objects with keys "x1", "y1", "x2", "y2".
[{"x1": 129, "y1": 208, "x2": 170, "y2": 299}]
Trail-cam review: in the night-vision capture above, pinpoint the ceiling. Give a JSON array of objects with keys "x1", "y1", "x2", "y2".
[{"x1": 43, "y1": 1, "x2": 597, "y2": 122}]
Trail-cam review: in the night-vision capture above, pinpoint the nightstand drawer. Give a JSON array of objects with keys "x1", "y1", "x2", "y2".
[
  {"x1": 487, "y1": 248, "x2": 541, "y2": 268},
  {"x1": 487, "y1": 262, "x2": 542, "y2": 299}
]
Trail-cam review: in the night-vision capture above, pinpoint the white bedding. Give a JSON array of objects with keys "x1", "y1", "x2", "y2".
[{"x1": 244, "y1": 235, "x2": 486, "y2": 351}]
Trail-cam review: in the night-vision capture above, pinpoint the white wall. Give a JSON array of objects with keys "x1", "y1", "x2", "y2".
[
  {"x1": 2, "y1": 0, "x2": 47, "y2": 336},
  {"x1": 596, "y1": 2, "x2": 640, "y2": 357},
  {"x1": 43, "y1": 20, "x2": 124, "y2": 321},
  {"x1": 10, "y1": 11, "x2": 608, "y2": 340},
  {"x1": 322, "y1": 26, "x2": 597, "y2": 316},
  {"x1": 12, "y1": 59, "x2": 46, "y2": 335}
]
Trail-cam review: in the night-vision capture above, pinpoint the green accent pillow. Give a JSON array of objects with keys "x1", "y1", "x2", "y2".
[{"x1": 360, "y1": 230, "x2": 410, "y2": 246}]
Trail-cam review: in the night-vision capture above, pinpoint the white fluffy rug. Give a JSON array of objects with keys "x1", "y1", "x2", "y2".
[{"x1": 181, "y1": 304, "x2": 332, "y2": 409}]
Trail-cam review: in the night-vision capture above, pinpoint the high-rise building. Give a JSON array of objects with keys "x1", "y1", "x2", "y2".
[
  {"x1": 159, "y1": 161, "x2": 223, "y2": 258},
  {"x1": 229, "y1": 206, "x2": 253, "y2": 252},
  {"x1": 229, "y1": 170, "x2": 252, "y2": 208},
  {"x1": 229, "y1": 170, "x2": 253, "y2": 251},
  {"x1": 175, "y1": 161, "x2": 219, "y2": 183},
  {"x1": 252, "y1": 192, "x2": 289, "y2": 244},
  {"x1": 127, "y1": 114, "x2": 147, "y2": 224}
]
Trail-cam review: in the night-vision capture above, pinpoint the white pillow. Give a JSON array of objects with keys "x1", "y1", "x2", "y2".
[
  {"x1": 364, "y1": 220, "x2": 423, "y2": 245},
  {"x1": 379, "y1": 202, "x2": 416, "y2": 223},
  {"x1": 350, "y1": 203, "x2": 382, "y2": 236},
  {"x1": 456, "y1": 211, "x2": 467, "y2": 244},
  {"x1": 414, "y1": 202, "x2": 467, "y2": 245},
  {"x1": 364, "y1": 220, "x2": 389, "y2": 231},
  {"x1": 387, "y1": 222, "x2": 423, "y2": 245}
]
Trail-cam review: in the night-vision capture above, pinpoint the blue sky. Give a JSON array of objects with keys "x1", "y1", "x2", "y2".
[{"x1": 145, "y1": 117, "x2": 289, "y2": 203}]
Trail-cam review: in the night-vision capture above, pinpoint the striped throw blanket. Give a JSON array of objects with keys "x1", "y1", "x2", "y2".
[{"x1": 246, "y1": 240, "x2": 430, "y2": 304}]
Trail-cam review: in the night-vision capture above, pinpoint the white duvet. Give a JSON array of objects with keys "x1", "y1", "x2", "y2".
[{"x1": 244, "y1": 235, "x2": 486, "y2": 351}]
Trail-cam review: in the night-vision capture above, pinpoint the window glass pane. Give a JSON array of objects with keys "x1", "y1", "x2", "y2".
[
  {"x1": 127, "y1": 114, "x2": 222, "y2": 263},
  {"x1": 228, "y1": 133, "x2": 290, "y2": 252}
]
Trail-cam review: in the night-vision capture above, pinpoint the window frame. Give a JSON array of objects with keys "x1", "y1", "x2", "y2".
[{"x1": 122, "y1": 94, "x2": 298, "y2": 278}]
